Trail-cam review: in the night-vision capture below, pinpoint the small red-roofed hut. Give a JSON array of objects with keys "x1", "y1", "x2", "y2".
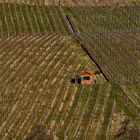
[{"x1": 79, "y1": 69, "x2": 94, "y2": 85}]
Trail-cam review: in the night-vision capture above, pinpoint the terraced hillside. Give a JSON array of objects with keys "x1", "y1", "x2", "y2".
[
  {"x1": 0, "y1": 3, "x2": 71, "y2": 36},
  {"x1": 0, "y1": 35, "x2": 139, "y2": 139},
  {"x1": 76, "y1": 30, "x2": 140, "y2": 117},
  {"x1": 0, "y1": 0, "x2": 57, "y2": 5},
  {"x1": 0, "y1": 0, "x2": 139, "y2": 6},
  {"x1": 62, "y1": 0, "x2": 140, "y2": 6},
  {"x1": 0, "y1": 35, "x2": 105, "y2": 139},
  {"x1": 0, "y1": 0, "x2": 140, "y2": 139},
  {"x1": 76, "y1": 32, "x2": 140, "y2": 83},
  {"x1": 63, "y1": 6, "x2": 140, "y2": 32}
]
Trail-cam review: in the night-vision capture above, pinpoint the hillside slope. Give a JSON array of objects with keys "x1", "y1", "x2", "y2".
[
  {"x1": 0, "y1": 35, "x2": 139, "y2": 139},
  {"x1": 0, "y1": 1, "x2": 140, "y2": 140}
]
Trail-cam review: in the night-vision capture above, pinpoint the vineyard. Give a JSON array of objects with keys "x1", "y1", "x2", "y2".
[
  {"x1": 0, "y1": 0, "x2": 55, "y2": 5},
  {"x1": 0, "y1": 35, "x2": 107, "y2": 139},
  {"x1": 0, "y1": 0, "x2": 140, "y2": 6},
  {"x1": 76, "y1": 32, "x2": 140, "y2": 83},
  {"x1": 0, "y1": 0, "x2": 140, "y2": 139},
  {"x1": 0, "y1": 35, "x2": 139, "y2": 139},
  {"x1": 61, "y1": 0, "x2": 140, "y2": 6},
  {"x1": 63, "y1": 6, "x2": 140, "y2": 32},
  {"x1": 0, "y1": 3, "x2": 71, "y2": 36}
]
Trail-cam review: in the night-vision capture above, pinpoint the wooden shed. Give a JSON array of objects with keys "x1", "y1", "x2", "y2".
[{"x1": 78, "y1": 69, "x2": 94, "y2": 85}]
